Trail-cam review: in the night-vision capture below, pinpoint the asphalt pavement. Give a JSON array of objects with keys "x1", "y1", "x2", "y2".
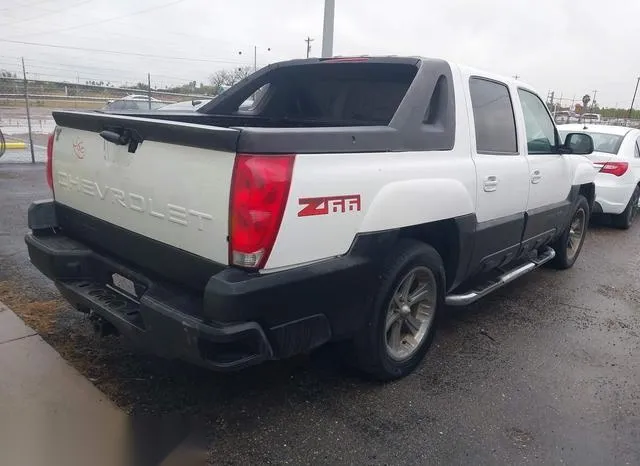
[{"x1": 0, "y1": 163, "x2": 638, "y2": 465}]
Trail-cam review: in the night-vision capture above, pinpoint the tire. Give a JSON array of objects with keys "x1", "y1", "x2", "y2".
[
  {"x1": 352, "y1": 239, "x2": 445, "y2": 381},
  {"x1": 550, "y1": 195, "x2": 589, "y2": 270},
  {"x1": 612, "y1": 185, "x2": 640, "y2": 230}
]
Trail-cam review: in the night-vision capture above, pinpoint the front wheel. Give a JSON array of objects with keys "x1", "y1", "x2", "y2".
[
  {"x1": 352, "y1": 240, "x2": 445, "y2": 381},
  {"x1": 550, "y1": 195, "x2": 589, "y2": 269},
  {"x1": 612, "y1": 185, "x2": 640, "y2": 230}
]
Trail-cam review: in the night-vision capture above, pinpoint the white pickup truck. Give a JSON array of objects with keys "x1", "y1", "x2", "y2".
[{"x1": 26, "y1": 57, "x2": 597, "y2": 380}]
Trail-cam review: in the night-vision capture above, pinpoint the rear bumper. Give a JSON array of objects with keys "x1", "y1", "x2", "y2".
[
  {"x1": 594, "y1": 178, "x2": 636, "y2": 215},
  {"x1": 26, "y1": 233, "x2": 276, "y2": 370},
  {"x1": 25, "y1": 202, "x2": 379, "y2": 370}
]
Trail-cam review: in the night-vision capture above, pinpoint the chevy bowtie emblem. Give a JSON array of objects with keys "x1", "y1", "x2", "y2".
[{"x1": 73, "y1": 138, "x2": 86, "y2": 159}]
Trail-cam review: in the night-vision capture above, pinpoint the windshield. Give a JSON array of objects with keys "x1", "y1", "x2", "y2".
[{"x1": 559, "y1": 131, "x2": 624, "y2": 154}]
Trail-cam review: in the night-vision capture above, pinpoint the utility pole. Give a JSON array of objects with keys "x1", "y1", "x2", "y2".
[
  {"x1": 305, "y1": 36, "x2": 314, "y2": 58},
  {"x1": 253, "y1": 45, "x2": 257, "y2": 72},
  {"x1": 591, "y1": 89, "x2": 597, "y2": 112},
  {"x1": 321, "y1": 0, "x2": 335, "y2": 58},
  {"x1": 239, "y1": 47, "x2": 270, "y2": 72},
  {"x1": 558, "y1": 92, "x2": 563, "y2": 111},
  {"x1": 147, "y1": 73, "x2": 151, "y2": 110},
  {"x1": 21, "y1": 57, "x2": 35, "y2": 164},
  {"x1": 628, "y1": 77, "x2": 640, "y2": 121},
  {"x1": 513, "y1": 74, "x2": 520, "y2": 80}
]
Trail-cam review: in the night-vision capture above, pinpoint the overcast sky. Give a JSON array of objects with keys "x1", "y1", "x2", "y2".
[{"x1": 1, "y1": 0, "x2": 639, "y2": 107}]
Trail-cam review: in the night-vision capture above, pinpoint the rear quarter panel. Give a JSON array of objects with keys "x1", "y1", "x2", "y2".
[
  {"x1": 266, "y1": 63, "x2": 477, "y2": 270},
  {"x1": 266, "y1": 151, "x2": 477, "y2": 270}
]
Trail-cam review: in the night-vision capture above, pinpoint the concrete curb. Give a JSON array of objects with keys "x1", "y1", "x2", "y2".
[
  {"x1": 0, "y1": 301, "x2": 209, "y2": 466},
  {"x1": 0, "y1": 300, "x2": 129, "y2": 466}
]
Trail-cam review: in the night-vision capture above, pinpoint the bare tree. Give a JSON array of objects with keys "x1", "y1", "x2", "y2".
[
  {"x1": 209, "y1": 69, "x2": 231, "y2": 94},
  {"x1": 232, "y1": 66, "x2": 253, "y2": 84},
  {"x1": 209, "y1": 66, "x2": 254, "y2": 95}
]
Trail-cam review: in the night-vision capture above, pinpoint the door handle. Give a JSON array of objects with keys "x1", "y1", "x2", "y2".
[
  {"x1": 483, "y1": 175, "x2": 498, "y2": 192},
  {"x1": 531, "y1": 170, "x2": 542, "y2": 184}
]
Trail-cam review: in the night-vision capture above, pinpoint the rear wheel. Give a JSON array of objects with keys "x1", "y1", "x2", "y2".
[
  {"x1": 612, "y1": 185, "x2": 640, "y2": 230},
  {"x1": 353, "y1": 240, "x2": 445, "y2": 381},
  {"x1": 550, "y1": 195, "x2": 589, "y2": 269}
]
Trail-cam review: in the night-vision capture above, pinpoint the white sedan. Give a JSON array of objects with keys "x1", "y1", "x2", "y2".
[{"x1": 559, "y1": 124, "x2": 640, "y2": 229}]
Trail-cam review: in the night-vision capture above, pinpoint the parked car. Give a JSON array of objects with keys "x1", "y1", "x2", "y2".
[
  {"x1": 554, "y1": 110, "x2": 572, "y2": 124},
  {"x1": 580, "y1": 113, "x2": 601, "y2": 124},
  {"x1": 122, "y1": 94, "x2": 161, "y2": 101},
  {"x1": 559, "y1": 124, "x2": 640, "y2": 228},
  {"x1": 27, "y1": 56, "x2": 596, "y2": 380},
  {"x1": 156, "y1": 99, "x2": 212, "y2": 111},
  {"x1": 102, "y1": 99, "x2": 166, "y2": 111}
]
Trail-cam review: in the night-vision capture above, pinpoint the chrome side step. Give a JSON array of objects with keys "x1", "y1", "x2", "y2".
[{"x1": 445, "y1": 247, "x2": 556, "y2": 306}]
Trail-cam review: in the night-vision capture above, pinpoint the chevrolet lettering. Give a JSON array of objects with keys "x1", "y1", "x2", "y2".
[{"x1": 56, "y1": 171, "x2": 214, "y2": 230}]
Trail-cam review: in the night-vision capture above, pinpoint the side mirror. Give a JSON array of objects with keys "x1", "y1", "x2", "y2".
[{"x1": 561, "y1": 132, "x2": 594, "y2": 155}]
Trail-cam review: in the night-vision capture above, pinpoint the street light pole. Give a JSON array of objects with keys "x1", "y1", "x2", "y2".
[{"x1": 321, "y1": 0, "x2": 335, "y2": 58}]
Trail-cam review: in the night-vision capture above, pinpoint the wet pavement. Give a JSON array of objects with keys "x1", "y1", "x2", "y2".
[{"x1": 0, "y1": 163, "x2": 639, "y2": 465}]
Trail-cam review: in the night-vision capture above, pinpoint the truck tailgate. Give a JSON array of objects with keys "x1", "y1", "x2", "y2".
[{"x1": 51, "y1": 111, "x2": 238, "y2": 266}]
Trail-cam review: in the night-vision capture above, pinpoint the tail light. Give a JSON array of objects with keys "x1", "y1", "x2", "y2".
[
  {"x1": 229, "y1": 154, "x2": 295, "y2": 269},
  {"x1": 46, "y1": 132, "x2": 54, "y2": 191},
  {"x1": 598, "y1": 161, "x2": 628, "y2": 177}
]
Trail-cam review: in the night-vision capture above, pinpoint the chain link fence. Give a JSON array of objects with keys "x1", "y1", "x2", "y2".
[{"x1": 0, "y1": 72, "x2": 215, "y2": 163}]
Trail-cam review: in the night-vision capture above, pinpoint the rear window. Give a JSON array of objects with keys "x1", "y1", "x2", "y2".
[
  {"x1": 203, "y1": 62, "x2": 418, "y2": 126},
  {"x1": 559, "y1": 131, "x2": 624, "y2": 154}
]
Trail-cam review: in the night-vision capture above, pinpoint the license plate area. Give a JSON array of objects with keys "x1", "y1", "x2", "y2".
[{"x1": 109, "y1": 273, "x2": 143, "y2": 300}]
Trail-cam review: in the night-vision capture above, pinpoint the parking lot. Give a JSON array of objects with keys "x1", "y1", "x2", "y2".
[{"x1": 0, "y1": 163, "x2": 639, "y2": 464}]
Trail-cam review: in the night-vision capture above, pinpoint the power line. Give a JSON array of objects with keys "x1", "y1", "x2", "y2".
[
  {"x1": 1, "y1": 6, "x2": 263, "y2": 53},
  {"x1": 0, "y1": 39, "x2": 253, "y2": 65},
  {"x1": 22, "y1": 70, "x2": 197, "y2": 86},
  {"x1": 0, "y1": 0, "x2": 95, "y2": 27},
  {"x1": 0, "y1": 0, "x2": 53, "y2": 13},
  {"x1": 1, "y1": 54, "x2": 210, "y2": 76},
  {"x1": 19, "y1": 60, "x2": 195, "y2": 81},
  {"x1": 0, "y1": 54, "x2": 259, "y2": 87},
  {"x1": 4, "y1": 0, "x2": 189, "y2": 38}
]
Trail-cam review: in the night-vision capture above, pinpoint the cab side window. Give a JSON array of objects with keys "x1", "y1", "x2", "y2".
[
  {"x1": 469, "y1": 77, "x2": 518, "y2": 155},
  {"x1": 518, "y1": 89, "x2": 557, "y2": 154}
]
